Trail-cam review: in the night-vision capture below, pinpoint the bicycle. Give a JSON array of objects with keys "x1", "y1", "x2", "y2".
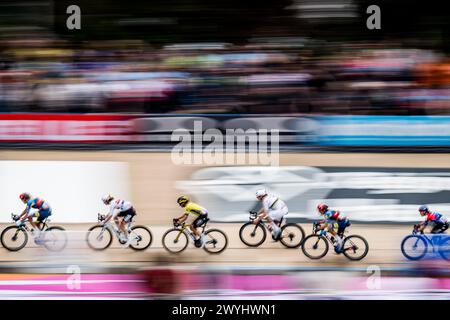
[
  {"x1": 162, "y1": 218, "x2": 228, "y2": 254},
  {"x1": 400, "y1": 224, "x2": 450, "y2": 261},
  {"x1": 0, "y1": 213, "x2": 67, "y2": 252},
  {"x1": 239, "y1": 211, "x2": 305, "y2": 248},
  {"x1": 301, "y1": 221, "x2": 369, "y2": 260},
  {"x1": 86, "y1": 214, "x2": 152, "y2": 251}
]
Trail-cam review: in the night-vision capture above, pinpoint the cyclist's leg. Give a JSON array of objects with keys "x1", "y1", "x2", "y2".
[
  {"x1": 337, "y1": 219, "x2": 349, "y2": 238},
  {"x1": 431, "y1": 222, "x2": 443, "y2": 234},
  {"x1": 268, "y1": 210, "x2": 283, "y2": 239},
  {"x1": 191, "y1": 215, "x2": 205, "y2": 239},
  {"x1": 329, "y1": 223, "x2": 343, "y2": 248},
  {"x1": 28, "y1": 212, "x2": 40, "y2": 231}
]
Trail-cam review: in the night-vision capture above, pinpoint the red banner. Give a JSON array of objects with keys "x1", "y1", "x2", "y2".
[{"x1": 0, "y1": 114, "x2": 136, "y2": 142}]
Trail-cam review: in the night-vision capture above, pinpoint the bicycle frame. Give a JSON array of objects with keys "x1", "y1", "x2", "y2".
[
  {"x1": 248, "y1": 211, "x2": 284, "y2": 230},
  {"x1": 311, "y1": 222, "x2": 354, "y2": 252},
  {"x1": 98, "y1": 214, "x2": 133, "y2": 240},
  {"x1": 173, "y1": 220, "x2": 208, "y2": 243},
  {"x1": 12, "y1": 213, "x2": 49, "y2": 233},
  {"x1": 410, "y1": 229, "x2": 446, "y2": 253}
]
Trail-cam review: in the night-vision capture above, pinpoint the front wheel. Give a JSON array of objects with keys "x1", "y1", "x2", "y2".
[
  {"x1": 239, "y1": 222, "x2": 266, "y2": 247},
  {"x1": 342, "y1": 235, "x2": 369, "y2": 261},
  {"x1": 129, "y1": 225, "x2": 152, "y2": 251},
  {"x1": 43, "y1": 226, "x2": 68, "y2": 252},
  {"x1": 0, "y1": 226, "x2": 28, "y2": 251},
  {"x1": 301, "y1": 234, "x2": 329, "y2": 259},
  {"x1": 401, "y1": 235, "x2": 428, "y2": 260},
  {"x1": 162, "y1": 228, "x2": 189, "y2": 253},
  {"x1": 203, "y1": 229, "x2": 228, "y2": 254},
  {"x1": 280, "y1": 223, "x2": 305, "y2": 248},
  {"x1": 86, "y1": 226, "x2": 113, "y2": 251}
]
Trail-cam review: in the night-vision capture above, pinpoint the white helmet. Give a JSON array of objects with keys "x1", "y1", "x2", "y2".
[
  {"x1": 102, "y1": 194, "x2": 114, "y2": 205},
  {"x1": 255, "y1": 189, "x2": 267, "y2": 198}
]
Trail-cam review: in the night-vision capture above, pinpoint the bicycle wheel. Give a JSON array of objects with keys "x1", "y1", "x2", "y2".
[
  {"x1": 301, "y1": 234, "x2": 329, "y2": 259},
  {"x1": 203, "y1": 229, "x2": 228, "y2": 254},
  {"x1": 280, "y1": 223, "x2": 305, "y2": 248},
  {"x1": 438, "y1": 236, "x2": 450, "y2": 261},
  {"x1": 43, "y1": 226, "x2": 68, "y2": 252},
  {"x1": 401, "y1": 235, "x2": 428, "y2": 260},
  {"x1": 129, "y1": 225, "x2": 153, "y2": 251},
  {"x1": 239, "y1": 222, "x2": 266, "y2": 247},
  {"x1": 86, "y1": 226, "x2": 113, "y2": 251},
  {"x1": 342, "y1": 235, "x2": 369, "y2": 261},
  {"x1": 162, "y1": 228, "x2": 189, "y2": 253},
  {"x1": 0, "y1": 226, "x2": 28, "y2": 251}
]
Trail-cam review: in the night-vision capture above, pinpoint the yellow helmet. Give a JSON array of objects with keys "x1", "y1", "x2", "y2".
[{"x1": 177, "y1": 195, "x2": 189, "y2": 206}]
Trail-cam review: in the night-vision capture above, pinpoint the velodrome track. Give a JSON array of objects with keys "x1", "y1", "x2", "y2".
[
  {"x1": 0, "y1": 151, "x2": 449, "y2": 298},
  {"x1": 0, "y1": 223, "x2": 420, "y2": 270}
]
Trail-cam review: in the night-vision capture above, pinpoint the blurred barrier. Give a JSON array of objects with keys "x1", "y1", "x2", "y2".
[
  {"x1": 312, "y1": 116, "x2": 450, "y2": 146},
  {"x1": 0, "y1": 114, "x2": 135, "y2": 142},
  {"x1": 2, "y1": 114, "x2": 450, "y2": 148},
  {"x1": 134, "y1": 116, "x2": 219, "y2": 142}
]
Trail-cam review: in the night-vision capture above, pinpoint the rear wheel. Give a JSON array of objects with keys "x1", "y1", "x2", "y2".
[
  {"x1": 86, "y1": 226, "x2": 113, "y2": 251},
  {"x1": 43, "y1": 226, "x2": 68, "y2": 252},
  {"x1": 239, "y1": 222, "x2": 266, "y2": 247},
  {"x1": 301, "y1": 234, "x2": 329, "y2": 259},
  {"x1": 162, "y1": 228, "x2": 189, "y2": 253},
  {"x1": 438, "y1": 236, "x2": 450, "y2": 261},
  {"x1": 280, "y1": 223, "x2": 305, "y2": 248},
  {"x1": 342, "y1": 235, "x2": 369, "y2": 261},
  {"x1": 129, "y1": 225, "x2": 152, "y2": 251},
  {"x1": 203, "y1": 229, "x2": 228, "y2": 254},
  {"x1": 401, "y1": 235, "x2": 428, "y2": 260},
  {"x1": 1, "y1": 226, "x2": 28, "y2": 251}
]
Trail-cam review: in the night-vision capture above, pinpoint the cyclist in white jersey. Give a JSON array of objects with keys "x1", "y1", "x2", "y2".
[
  {"x1": 254, "y1": 189, "x2": 288, "y2": 240},
  {"x1": 101, "y1": 194, "x2": 136, "y2": 242}
]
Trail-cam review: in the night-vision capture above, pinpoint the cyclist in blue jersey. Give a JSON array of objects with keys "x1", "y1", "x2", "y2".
[
  {"x1": 316, "y1": 203, "x2": 351, "y2": 252},
  {"x1": 18, "y1": 192, "x2": 52, "y2": 238}
]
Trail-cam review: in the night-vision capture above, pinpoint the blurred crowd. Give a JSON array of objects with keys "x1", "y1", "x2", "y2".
[{"x1": 1, "y1": 30, "x2": 450, "y2": 115}]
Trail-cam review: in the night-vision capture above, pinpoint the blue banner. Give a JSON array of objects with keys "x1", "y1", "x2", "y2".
[{"x1": 311, "y1": 116, "x2": 450, "y2": 146}]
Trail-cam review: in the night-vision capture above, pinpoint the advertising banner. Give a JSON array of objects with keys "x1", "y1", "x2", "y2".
[
  {"x1": 312, "y1": 116, "x2": 450, "y2": 146},
  {"x1": 0, "y1": 114, "x2": 135, "y2": 142}
]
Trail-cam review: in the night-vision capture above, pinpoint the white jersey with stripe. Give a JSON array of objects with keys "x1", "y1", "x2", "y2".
[
  {"x1": 109, "y1": 199, "x2": 132, "y2": 217},
  {"x1": 262, "y1": 194, "x2": 287, "y2": 212}
]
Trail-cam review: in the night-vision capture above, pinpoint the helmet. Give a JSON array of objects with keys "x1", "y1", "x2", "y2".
[
  {"x1": 102, "y1": 194, "x2": 114, "y2": 205},
  {"x1": 177, "y1": 195, "x2": 189, "y2": 206},
  {"x1": 317, "y1": 203, "x2": 328, "y2": 213},
  {"x1": 19, "y1": 192, "x2": 31, "y2": 201},
  {"x1": 255, "y1": 189, "x2": 267, "y2": 198},
  {"x1": 418, "y1": 205, "x2": 429, "y2": 213}
]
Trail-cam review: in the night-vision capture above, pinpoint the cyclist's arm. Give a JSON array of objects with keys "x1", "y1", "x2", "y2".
[
  {"x1": 102, "y1": 206, "x2": 118, "y2": 224},
  {"x1": 417, "y1": 222, "x2": 427, "y2": 232},
  {"x1": 18, "y1": 206, "x2": 30, "y2": 221},
  {"x1": 177, "y1": 213, "x2": 189, "y2": 222}
]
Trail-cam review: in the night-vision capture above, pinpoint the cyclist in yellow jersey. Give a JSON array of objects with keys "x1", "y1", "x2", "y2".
[{"x1": 175, "y1": 195, "x2": 209, "y2": 244}]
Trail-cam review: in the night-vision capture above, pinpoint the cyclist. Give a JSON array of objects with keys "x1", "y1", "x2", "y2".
[
  {"x1": 174, "y1": 195, "x2": 208, "y2": 246},
  {"x1": 316, "y1": 203, "x2": 351, "y2": 252},
  {"x1": 18, "y1": 192, "x2": 52, "y2": 240},
  {"x1": 254, "y1": 189, "x2": 288, "y2": 241},
  {"x1": 101, "y1": 194, "x2": 136, "y2": 242},
  {"x1": 416, "y1": 205, "x2": 449, "y2": 234}
]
